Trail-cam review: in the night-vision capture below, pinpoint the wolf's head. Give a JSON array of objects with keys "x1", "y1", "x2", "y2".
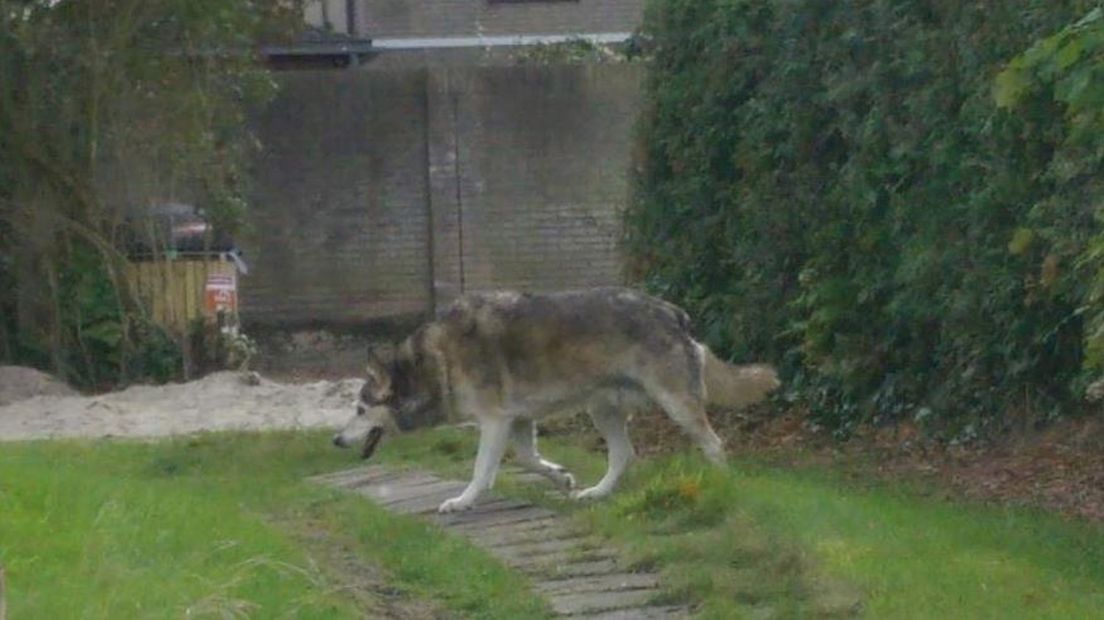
[{"x1": 332, "y1": 337, "x2": 440, "y2": 459}]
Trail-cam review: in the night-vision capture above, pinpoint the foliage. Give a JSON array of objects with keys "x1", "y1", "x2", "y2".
[
  {"x1": 995, "y1": 7, "x2": 1104, "y2": 371},
  {"x1": 186, "y1": 318, "x2": 260, "y2": 377},
  {"x1": 509, "y1": 36, "x2": 639, "y2": 65},
  {"x1": 0, "y1": 0, "x2": 300, "y2": 387},
  {"x1": 627, "y1": 0, "x2": 1103, "y2": 435},
  {"x1": 223, "y1": 329, "x2": 259, "y2": 371},
  {"x1": 56, "y1": 246, "x2": 182, "y2": 386}
]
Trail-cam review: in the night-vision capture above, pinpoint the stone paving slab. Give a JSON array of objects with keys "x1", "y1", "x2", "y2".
[
  {"x1": 533, "y1": 558, "x2": 624, "y2": 580},
  {"x1": 492, "y1": 543, "x2": 615, "y2": 569},
  {"x1": 308, "y1": 465, "x2": 396, "y2": 487},
  {"x1": 550, "y1": 588, "x2": 661, "y2": 616},
  {"x1": 574, "y1": 605, "x2": 691, "y2": 619},
  {"x1": 438, "y1": 504, "x2": 557, "y2": 529},
  {"x1": 536, "y1": 572, "x2": 660, "y2": 595},
  {"x1": 386, "y1": 487, "x2": 471, "y2": 515},
  {"x1": 490, "y1": 536, "x2": 601, "y2": 559},
  {"x1": 371, "y1": 480, "x2": 468, "y2": 506},
  {"x1": 469, "y1": 521, "x2": 580, "y2": 547},
  {"x1": 313, "y1": 466, "x2": 692, "y2": 618}
]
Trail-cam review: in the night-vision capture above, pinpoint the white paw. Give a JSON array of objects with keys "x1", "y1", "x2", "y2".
[
  {"x1": 549, "y1": 470, "x2": 576, "y2": 490},
  {"x1": 571, "y1": 486, "x2": 611, "y2": 501},
  {"x1": 437, "y1": 496, "x2": 474, "y2": 513}
]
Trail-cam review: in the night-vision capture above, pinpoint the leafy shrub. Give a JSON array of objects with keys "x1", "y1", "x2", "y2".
[
  {"x1": 627, "y1": 0, "x2": 1102, "y2": 435},
  {"x1": 57, "y1": 245, "x2": 182, "y2": 387},
  {"x1": 996, "y1": 7, "x2": 1104, "y2": 372},
  {"x1": 186, "y1": 318, "x2": 258, "y2": 377},
  {"x1": 0, "y1": 1, "x2": 298, "y2": 389}
]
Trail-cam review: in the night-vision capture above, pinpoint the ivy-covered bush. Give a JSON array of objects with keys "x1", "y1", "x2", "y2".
[{"x1": 627, "y1": 0, "x2": 1102, "y2": 436}]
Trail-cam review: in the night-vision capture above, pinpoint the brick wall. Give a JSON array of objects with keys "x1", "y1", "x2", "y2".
[
  {"x1": 241, "y1": 63, "x2": 642, "y2": 329},
  {"x1": 448, "y1": 64, "x2": 637, "y2": 297},
  {"x1": 244, "y1": 69, "x2": 433, "y2": 327}
]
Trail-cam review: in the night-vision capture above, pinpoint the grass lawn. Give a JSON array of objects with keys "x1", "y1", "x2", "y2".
[
  {"x1": 373, "y1": 426, "x2": 1104, "y2": 619},
  {"x1": 0, "y1": 431, "x2": 551, "y2": 619},
  {"x1": 2, "y1": 426, "x2": 1102, "y2": 619}
]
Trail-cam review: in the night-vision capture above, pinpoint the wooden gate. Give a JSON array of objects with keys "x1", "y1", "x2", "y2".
[{"x1": 127, "y1": 256, "x2": 236, "y2": 335}]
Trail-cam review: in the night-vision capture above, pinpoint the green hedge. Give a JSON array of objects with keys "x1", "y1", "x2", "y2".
[{"x1": 627, "y1": 0, "x2": 1102, "y2": 436}]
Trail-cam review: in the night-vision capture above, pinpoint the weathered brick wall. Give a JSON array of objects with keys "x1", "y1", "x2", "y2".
[
  {"x1": 243, "y1": 69, "x2": 433, "y2": 327},
  {"x1": 446, "y1": 64, "x2": 639, "y2": 299},
  {"x1": 241, "y1": 63, "x2": 641, "y2": 332}
]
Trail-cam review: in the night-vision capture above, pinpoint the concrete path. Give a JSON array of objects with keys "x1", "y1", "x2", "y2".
[{"x1": 310, "y1": 466, "x2": 690, "y2": 618}]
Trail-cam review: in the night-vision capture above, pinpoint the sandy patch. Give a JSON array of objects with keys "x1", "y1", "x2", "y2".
[
  {"x1": 0, "y1": 365, "x2": 79, "y2": 407},
  {"x1": 0, "y1": 370, "x2": 360, "y2": 441}
]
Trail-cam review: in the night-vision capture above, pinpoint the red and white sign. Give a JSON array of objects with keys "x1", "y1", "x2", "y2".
[{"x1": 204, "y1": 273, "x2": 238, "y2": 316}]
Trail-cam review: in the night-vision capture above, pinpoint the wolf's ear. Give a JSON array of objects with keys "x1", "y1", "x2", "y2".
[
  {"x1": 365, "y1": 358, "x2": 387, "y2": 382},
  {"x1": 364, "y1": 344, "x2": 395, "y2": 401},
  {"x1": 366, "y1": 342, "x2": 397, "y2": 366},
  {"x1": 363, "y1": 360, "x2": 392, "y2": 402}
]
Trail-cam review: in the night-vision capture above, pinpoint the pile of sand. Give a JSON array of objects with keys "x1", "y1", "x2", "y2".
[
  {"x1": 0, "y1": 370, "x2": 361, "y2": 441},
  {"x1": 0, "y1": 365, "x2": 79, "y2": 407}
]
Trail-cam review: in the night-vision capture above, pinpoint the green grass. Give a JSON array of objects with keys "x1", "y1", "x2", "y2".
[
  {"x1": 374, "y1": 426, "x2": 1104, "y2": 619},
  {"x1": 0, "y1": 431, "x2": 551, "y2": 619},
  {"x1": 3, "y1": 426, "x2": 1102, "y2": 619}
]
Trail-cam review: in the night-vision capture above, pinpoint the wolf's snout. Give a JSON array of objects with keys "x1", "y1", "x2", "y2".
[
  {"x1": 332, "y1": 434, "x2": 345, "y2": 448},
  {"x1": 361, "y1": 426, "x2": 384, "y2": 460}
]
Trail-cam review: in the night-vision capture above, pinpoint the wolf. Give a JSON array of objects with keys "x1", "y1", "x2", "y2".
[{"x1": 332, "y1": 288, "x2": 779, "y2": 513}]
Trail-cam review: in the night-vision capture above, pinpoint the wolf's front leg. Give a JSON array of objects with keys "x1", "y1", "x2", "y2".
[
  {"x1": 438, "y1": 417, "x2": 512, "y2": 513},
  {"x1": 510, "y1": 418, "x2": 575, "y2": 490}
]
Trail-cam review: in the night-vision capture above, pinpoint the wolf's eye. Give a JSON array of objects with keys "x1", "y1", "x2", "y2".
[{"x1": 356, "y1": 404, "x2": 367, "y2": 416}]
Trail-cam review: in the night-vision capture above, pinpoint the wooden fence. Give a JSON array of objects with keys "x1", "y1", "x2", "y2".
[{"x1": 127, "y1": 257, "x2": 236, "y2": 335}]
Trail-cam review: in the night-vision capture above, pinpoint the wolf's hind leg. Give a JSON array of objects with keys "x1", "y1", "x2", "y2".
[
  {"x1": 573, "y1": 394, "x2": 635, "y2": 501},
  {"x1": 439, "y1": 417, "x2": 511, "y2": 513},
  {"x1": 510, "y1": 418, "x2": 575, "y2": 490},
  {"x1": 651, "y1": 390, "x2": 726, "y2": 466}
]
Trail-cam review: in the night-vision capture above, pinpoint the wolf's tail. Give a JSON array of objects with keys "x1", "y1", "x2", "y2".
[{"x1": 701, "y1": 346, "x2": 780, "y2": 409}]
